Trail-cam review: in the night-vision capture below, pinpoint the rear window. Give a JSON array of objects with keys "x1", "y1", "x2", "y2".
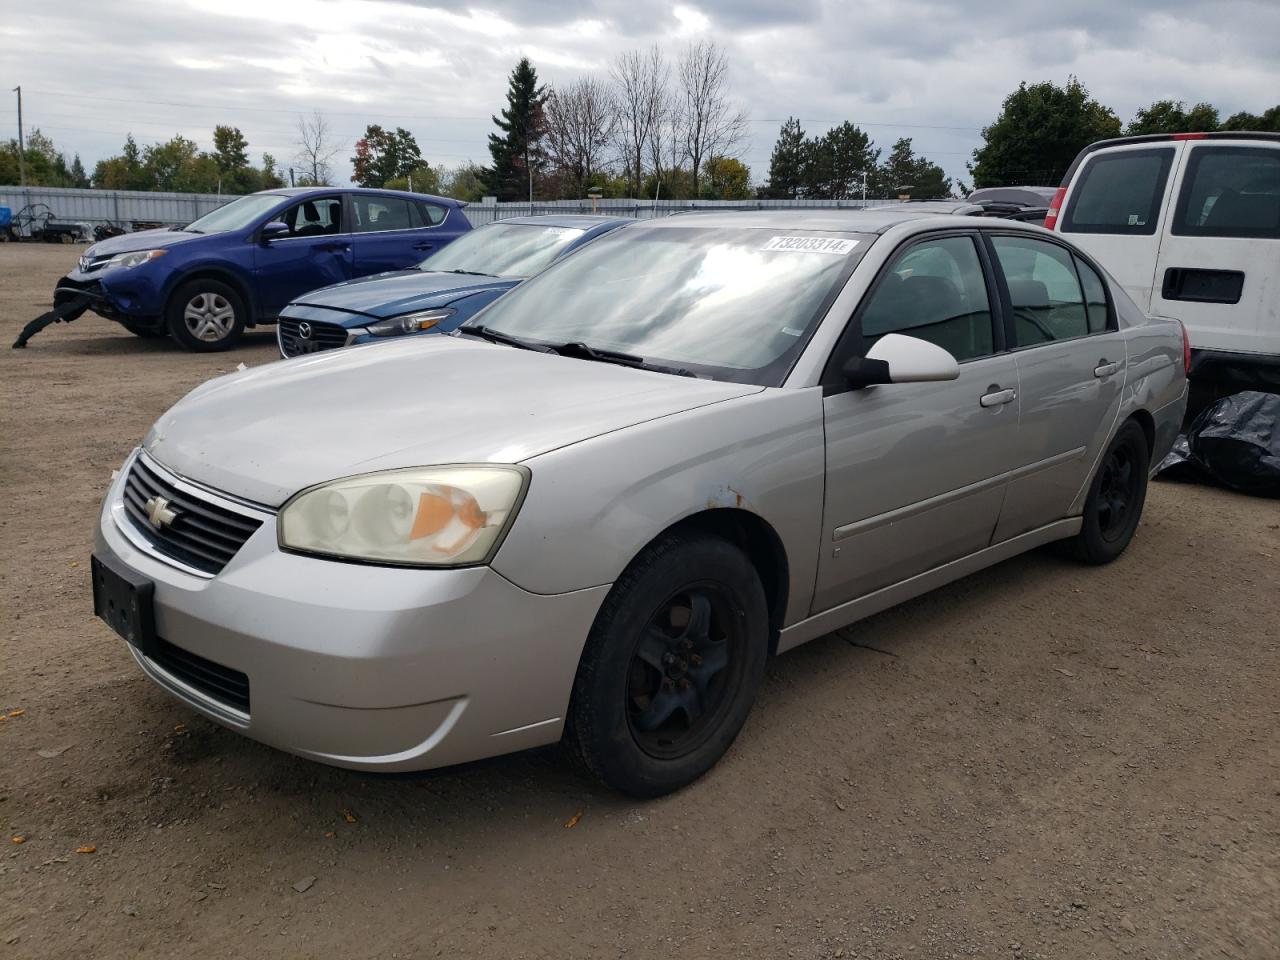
[
  {"x1": 1061, "y1": 148, "x2": 1174, "y2": 236},
  {"x1": 1172, "y1": 146, "x2": 1280, "y2": 239}
]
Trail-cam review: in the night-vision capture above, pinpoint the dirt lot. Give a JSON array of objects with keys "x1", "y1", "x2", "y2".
[{"x1": 1, "y1": 242, "x2": 1277, "y2": 960}]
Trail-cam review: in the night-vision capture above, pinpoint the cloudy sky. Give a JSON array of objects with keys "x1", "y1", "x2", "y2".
[{"x1": 4, "y1": 0, "x2": 1278, "y2": 189}]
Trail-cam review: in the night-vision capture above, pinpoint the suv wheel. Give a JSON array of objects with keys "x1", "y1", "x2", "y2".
[
  {"x1": 166, "y1": 279, "x2": 246, "y2": 351},
  {"x1": 567, "y1": 532, "x2": 768, "y2": 797}
]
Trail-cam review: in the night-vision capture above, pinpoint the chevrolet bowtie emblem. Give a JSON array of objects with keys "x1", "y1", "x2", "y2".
[{"x1": 144, "y1": 495, "x2": 177, "y2": 529}]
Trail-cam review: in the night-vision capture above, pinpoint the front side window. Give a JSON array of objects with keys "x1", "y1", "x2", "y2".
[
  {"x1": 1061, "y1": 148, "x2": 1174, "y2": 236},
  {"x1": 859, "y1": 236, "x2": 995, "y2": 362},
  {"x1": 185, "y1": 193, "x2": 287, "y2": 234},
  {"x1": 421, "y1": 222, "x2": 587, "y2": 278},
  {"x1": 991, "y1": 235, "x2": 1089, "y2": 346},
  {"x1": 353, "y1": 196, "x2": 418, "y2": 233},
  {"x1": 470, "y1": 226, "x2": 871, "y2": 385},
  {"x1": 280, "y1": 197, "x2": 342, "y2": 237},
  {"x1": 1172, "y1": 146, "x2": 1280, "y2": 239}
]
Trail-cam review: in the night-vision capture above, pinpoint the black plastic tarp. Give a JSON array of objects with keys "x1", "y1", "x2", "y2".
[{"x1": 1157, "y1": 391, "x2": 1280, "y2": 498}]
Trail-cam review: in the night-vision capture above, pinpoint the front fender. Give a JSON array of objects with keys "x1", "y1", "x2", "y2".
[{"x1": 493, "y1": 388, "x2": 826, "y2": 628}]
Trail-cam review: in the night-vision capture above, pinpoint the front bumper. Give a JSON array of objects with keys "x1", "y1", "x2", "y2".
[
  {"x1": 56, "y1": 268, "x2": 163, "y2": 325},
  {"x1": 96, "y1": 452, "x2": 610, "y2": 771}
]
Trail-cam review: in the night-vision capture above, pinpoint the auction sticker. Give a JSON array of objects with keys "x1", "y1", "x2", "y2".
[{"x1": 762, "y1": 236, "x2": 859, "y2": 255}]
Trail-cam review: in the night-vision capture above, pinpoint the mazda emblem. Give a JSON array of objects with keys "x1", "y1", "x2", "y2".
[
  {"x1": 144, "y1": 495, "x2": 177, "y2": 529},
  {"x1": 297, "y1": 322, "x2": 313, "y2": 340}
]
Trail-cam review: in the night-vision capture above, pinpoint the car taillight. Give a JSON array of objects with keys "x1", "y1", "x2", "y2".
[
  {"x1": 1180, "y1": 321, "x2": 1192, "y2": 374},
  {"x1": 1043, "y1": 186, "x2": 1067, "y2": 230},
  {"x1": 1172, "y1": 132, "x2": 1208, "y2": 141}
]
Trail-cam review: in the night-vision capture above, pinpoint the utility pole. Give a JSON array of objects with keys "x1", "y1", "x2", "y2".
[{"x1": 13, "y1": 86, "x2": 26, "y2": 187}]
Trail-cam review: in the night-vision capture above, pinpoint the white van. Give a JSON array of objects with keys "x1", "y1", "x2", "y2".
[{"x1": 1047, "y1": 132, "x2": 1280, "y2": 393}]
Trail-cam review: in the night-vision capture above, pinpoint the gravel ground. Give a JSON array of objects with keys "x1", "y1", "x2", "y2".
[{"x1": 1, "y1": 242, "x2": 1278, "y2": 960}]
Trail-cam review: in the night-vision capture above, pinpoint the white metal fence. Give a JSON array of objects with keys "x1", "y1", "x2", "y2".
[{"x1": 0, "y1": 186, "x2": 906, "y2": 232}]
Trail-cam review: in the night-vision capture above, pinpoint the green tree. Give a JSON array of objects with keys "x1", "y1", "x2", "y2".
[
  {"x1": 1126, "y1": 100, "x2": 1220, "y2": 135},
  {"x1": 92, "y1": 134, "x2": 149, "y2": 190},
  {"x1": 384, "y1": 162, "x2": 440, "y2": 194},
  {"x1": 351, "y1": 125, "x2": 424, "y2": 188},
  {"x1": 212, "y1": 125, "x2": 250, "y2": 172},
  {"x1": 260, "y1": 153, "x2": 286, "y2": 189},
  {"x1": 0, "y1": 129, "x2": 76, "y2": 186},
  {"x1": 69, "y1": 154, "x2": 89, "y2": 188},
  {"x1": 765, "y1": 117, "x2": 807, "y2": 199},
  {"x1": 804, "y1": 122, "x2": 878, "y2": 199},
  {"x1": 1220, "y1": 105, "x2": 1280, "y2": 132},
  {"x1": 699, "y1": 156, "x2": 752, "y2": 199},
  {"x1": 486, "y1": 57, "x2": 548, "y2": 201},
  {"x1": 875, "y1": 138, "x2": 952, "y2": 199},
  {"x1": 439, "y1": 162, "x2": 488, "y2": 202},
  {"x1": 970, "y1": 78, "x2": 1121, "y2": 187}
]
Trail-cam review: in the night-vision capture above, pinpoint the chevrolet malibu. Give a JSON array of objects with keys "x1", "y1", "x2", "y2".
[{"x1": 92, "y1": 210, "x2": 1188, "y2": 796}]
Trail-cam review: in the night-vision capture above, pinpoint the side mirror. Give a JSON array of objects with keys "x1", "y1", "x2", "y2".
[
  {"x1": 260, "y1": 221, "x2": 290, "y2": 243},
  {"x1": 843, "y1": 333, "x2": 960, "y2": 388}
]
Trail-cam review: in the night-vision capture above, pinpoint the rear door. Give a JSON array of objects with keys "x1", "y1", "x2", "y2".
[
  {"x1": 1150, "y1": 141, "x2": 1280, "y2": 359},
  {"x1": 1058, "y1": 144, "x2": 1181, "y2": 310},
  {"x1": 814, "y1": 232, "x2": 1020, "y2": 612},
  {"x1": 349, "y1": 194, "x2": 441, "y2": 277},
  {"x1": 985, "y1": 232, "x2": 1126, "y2": 541},
  {"x1": 253, "y1": 195, "x2": 352, "y2": 315}
]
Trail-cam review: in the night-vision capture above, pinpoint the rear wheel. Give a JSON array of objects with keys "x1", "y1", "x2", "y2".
[
  {"x1": 1063, "y1": 420, "x2": 1150, "y2": 564},
  {"x1": 567, "y1": 533, "x2": 768, "y2": 797},
  {"x1": 166, "y1": 278, "x2": 246, "y2": 352}
]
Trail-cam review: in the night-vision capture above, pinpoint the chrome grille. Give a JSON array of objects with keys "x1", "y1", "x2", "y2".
[
  {"x1": 277, "y1": 316, "x2": 350, "y2": 358},
  {"x1": 121, "y1": 457, "x2": 263, "y2": 575}
]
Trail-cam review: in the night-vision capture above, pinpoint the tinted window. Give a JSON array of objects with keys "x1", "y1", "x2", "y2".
[
  {"x1": 421, "y1": 202, "x2": 448, "y2": 226},
  {"x1": 281, "y1": 197, "x2": 342, "y2": 237},
  {"x1": 1172, "y1": 146, "x2": 1280, "y2": 239},
  {"x1": 860, "y1": 236, "x2": 994, "y2": 362},
  {"x1": 992, "y1": 235, "x2": 1089, "y2": 346},
  {"x1": 1075, "y1": 257, "x2": 1110, "y2": 333},
  {"x1": 1062, "y1": 148, "x2": 1174, "y2": 235},
  {"x1": 353, "y1": 196, "x2": 415, "y2": 233}
]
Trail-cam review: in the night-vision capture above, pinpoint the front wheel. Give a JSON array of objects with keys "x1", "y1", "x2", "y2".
[
  {"x1": 567, "y1": 533, "x2": 769, "y2": 797},
  {"x1": 166, "y1": 279, "x2": 246, "y2": 352},
  {"x1": 1063, "y1": 420, "x2": 1150, "y2": 564}
]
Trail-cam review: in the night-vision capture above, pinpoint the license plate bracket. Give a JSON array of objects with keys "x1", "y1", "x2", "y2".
[{"x1": 91, "y1": 553, "x2": 156, "y2": 653}]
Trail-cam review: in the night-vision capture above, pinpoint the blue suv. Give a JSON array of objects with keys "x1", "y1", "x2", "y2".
[
  {"x1": 277, "y1": 215, "x2": 631, "y2": 358},
  {"x1": 52, "y1": 188, "x2": 471, "y2": 351}
]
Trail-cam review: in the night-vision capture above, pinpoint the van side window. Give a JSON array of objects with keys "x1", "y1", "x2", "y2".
[
  {"x1": 990, "y1": 236, "x2": 1089, "y2": 346},
  {"x1": 1061, "y1": 148, "x2": 1175, "y2": 236},
  {"x1": 1172, "y1": 146, "x2": 1280, "y2": 239}
]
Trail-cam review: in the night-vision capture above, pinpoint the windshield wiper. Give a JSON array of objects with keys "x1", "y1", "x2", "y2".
[
  {"x1": 457, "y1": 324, "x2": 553, "y2": 352},
  {"x1": 443, "y1": 269, "x2": 494, "y2": 277},
  {"x1": 550, "y1": 341, "x2": 695, "y2": 378}
]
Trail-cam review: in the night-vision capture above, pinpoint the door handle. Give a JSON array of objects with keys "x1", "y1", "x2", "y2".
[
  {"x1": 316, "y1": 242, "x2": 349, "y2": 253},
  {"x1": 1093, "y1": 360, "x2": 1120, "y2": 378},
  {"x1": 980, "y1": 387, "x2": 1016, "y2": 408},
  {"x1": 412, "y1": 242, "x2": 434, "y2": 251}
]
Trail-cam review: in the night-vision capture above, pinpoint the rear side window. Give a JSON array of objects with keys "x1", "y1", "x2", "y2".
[
  {"x1": 1172, "y1": 146, "x2": 1280, "y2": 239},
  {"x1": 1075, "y1": 257, "x2": 1110, "y2": 333},
  {"x1": 1061, "y1": 148, "x2": 1174, "y2": 236},
  {"x1": 353, "y1": 196, "x2": 415, "y2": 233},
  {"x1": 421, "y1": 202, "x2": 448, "y2": 226},
  {"x1": 991, "y1": 235, "x2": 1089, "y2": 346}
]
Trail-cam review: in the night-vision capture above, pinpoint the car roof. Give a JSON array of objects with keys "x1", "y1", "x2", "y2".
[
  {"x1": 258, "y1": 186, "x2": 462, "y2": 206},
  {"x1": 483, "y1": 214, "x2": 634, "y2": 229},
  {"x1": 626, "y1": 207, "x2": 1039, "y2": 235}
]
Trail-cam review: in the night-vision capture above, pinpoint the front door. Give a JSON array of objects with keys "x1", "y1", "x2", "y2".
[
  {"x1": 814, "y1": 233, "x2": 1021, "y2": 613},
  {"x1": 254, "y1": 195, "x2": 353, "y2": 315},
  {"x1": 984, "y1": 233, "x2": 1126, "y2": 541}
]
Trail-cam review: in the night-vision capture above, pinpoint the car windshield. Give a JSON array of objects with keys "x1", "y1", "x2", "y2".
[
  {"x1": 420, "y1": 222, "x2": 586, "y2": 278},
  {"x1": 184, "y1": 193, "x2": 288, "y2": 234},
  {"x1": 468, "y1": 226, "x2": 871, "y2": 385}
]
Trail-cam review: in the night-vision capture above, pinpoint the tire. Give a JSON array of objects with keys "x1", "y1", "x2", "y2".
[
  {"x1": 165, "y1": 278, "x2": 246, "y2": 352},
  {"x1": 121, "y1": 321, "x2": 167, "y2": 340},
  {"x1": 1063, "y1": 420, "x2": 1150, "y2": 564},
  {"x1": 567, "y1": 532, "x2": 769, "y2": 797}
]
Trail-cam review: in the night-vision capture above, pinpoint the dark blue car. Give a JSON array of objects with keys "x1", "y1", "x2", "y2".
[
  {"x1": 276, "y1": 215, "x2": 632, "y2": 358},
  {"x1": 53, "y1": 187, "x2": 471, "y2": 351}
]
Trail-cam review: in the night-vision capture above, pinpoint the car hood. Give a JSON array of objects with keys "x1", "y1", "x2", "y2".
[
  {"x1": 84, "y1": 228, "x2": 205, "y2": 258},
  {"x1": 145, "y1": 335, "x2": 761, "y2": 507},
  {"x1": 290, "y1": 270, "x2": 518, "y2": 320}
]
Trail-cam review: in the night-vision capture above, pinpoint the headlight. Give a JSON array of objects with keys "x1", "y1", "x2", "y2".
[
  {"x1": 365, "y1": 308, "x2": 455, "y2": 338},
  {"x1": 107, "y1": 249, "x2": 167, "y2": 270},
  {"x1": 278, "y1": 465, "x2": 528, "y2": 566}
]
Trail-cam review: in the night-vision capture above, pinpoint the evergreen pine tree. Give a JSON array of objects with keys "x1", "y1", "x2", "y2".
[
  {"x1": 765, "y1": 117, "x2": 806, "y2": 199},
  {"x1": 486, "y1": 58, "x2": 547, "y2": 201}
]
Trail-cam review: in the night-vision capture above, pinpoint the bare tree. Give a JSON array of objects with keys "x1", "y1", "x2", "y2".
[
  {"x1": 611, "y1": 46, "x2": 667, "y2": 197},
  {"x1": 293, "y1": 112, "x2": 341, "y2": 186},
  {"x1": 544, "y1": 75, "x2": 617, "y2": 197},
  {"x1": 676, "y1": 41, "x2": 748, "y2": 195},
  {"x1": 644, "y1": 70, "x2": 680, "y2": 200}
]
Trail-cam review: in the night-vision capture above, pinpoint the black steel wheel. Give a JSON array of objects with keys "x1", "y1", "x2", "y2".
[
  {"x1": 567, "y1": 532, "x2": 768, "y2": 797},
  {"x1": 1063, "y1": 420, "x2": 1150, "y2": 564}
]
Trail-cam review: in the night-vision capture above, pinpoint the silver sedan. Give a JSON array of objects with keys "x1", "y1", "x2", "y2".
[{"x1": 92, "y1": 210, "x2": 1188, "y2": 796}]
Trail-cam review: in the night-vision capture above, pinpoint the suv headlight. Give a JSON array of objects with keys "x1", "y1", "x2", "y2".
[
  {"x1": 107, "y1": 249, "x2": 167, "y2": 270},
  {"x1": 278, "y1": 465, "x2": 528, "y2": 566},
  {"x1": 365, "y1": 308, "x2": 455, "y2": 337}
]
